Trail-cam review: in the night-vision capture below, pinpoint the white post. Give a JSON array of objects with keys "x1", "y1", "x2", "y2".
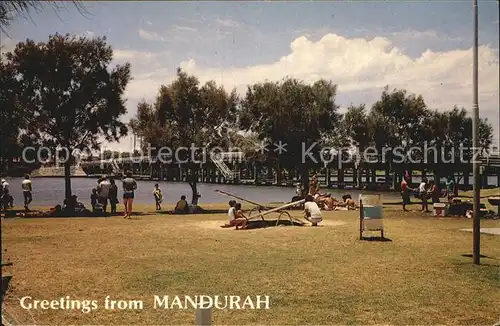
[{"x1": 195, "y1": 307, "x2": 212, "y2": 325}]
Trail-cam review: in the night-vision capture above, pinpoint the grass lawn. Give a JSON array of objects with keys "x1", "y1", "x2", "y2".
[{"x1": 2, "y1": 201, "x2": 499, "y2": 325}]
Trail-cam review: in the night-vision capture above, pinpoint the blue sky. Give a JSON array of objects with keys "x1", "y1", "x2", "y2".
[{"x1": 1, "y1": 1, "x2": 499, "y2": 151}]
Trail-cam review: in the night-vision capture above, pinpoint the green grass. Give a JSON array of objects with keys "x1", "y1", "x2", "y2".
[{"x1": 2, "y1": 202, "x2": 499, "y2": 325}]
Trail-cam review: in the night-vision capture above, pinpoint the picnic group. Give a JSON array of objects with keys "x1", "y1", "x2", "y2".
[{"x1": 0, "y1": 171, "x2": 191, "y2": 219}]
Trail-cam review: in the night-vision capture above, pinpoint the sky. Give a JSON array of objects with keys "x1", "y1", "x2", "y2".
[{"x1": 1, "y1": 1, "x2": 499, "y2": 152}]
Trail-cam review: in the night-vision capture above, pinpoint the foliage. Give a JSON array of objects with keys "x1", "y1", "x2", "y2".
[
  {"x1": 130, "y1": 68, "x2": 238, "y2": 204},
  {"x1": 239, "y1": 77, "x2": 341, "y2": 188},
  {"x1": 4, "y1": 33, "x2": 131, "y2": 198},
  {"x1": 0, "y1": 1, "x2": 88, "y2": 35}
]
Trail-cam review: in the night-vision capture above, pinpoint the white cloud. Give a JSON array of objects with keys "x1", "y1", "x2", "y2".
[
  {"x1": 138, "y1": 26, "x2": 199, "y2": 43},
  {"x1": 118, "y1": 32, "x2": 499, "y2": 149},
  {"x1": 137, "y1": 28, "x2": 165, "y2": 42},
  {"x1": 113, "y1": 49, "x2": 164, "y2": 62},
  {"x1": 171, "y1": 25, "x2": 198, "y2": 33},
  {"x1": 216, "y1": 18, "x2": 239, "y2": 28}
]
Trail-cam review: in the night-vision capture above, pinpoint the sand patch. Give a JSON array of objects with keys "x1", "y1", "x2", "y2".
[{"x1": 194, "y1": 219, "x2": 346, "y2": 230}]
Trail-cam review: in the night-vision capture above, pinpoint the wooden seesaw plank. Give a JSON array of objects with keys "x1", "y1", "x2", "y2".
[
  {"x1": 247, "y1": 199, "x2": 306, "y2": 221},
  {"x1": 214, "y1": 189, "x2": 273, "y2": 209}
]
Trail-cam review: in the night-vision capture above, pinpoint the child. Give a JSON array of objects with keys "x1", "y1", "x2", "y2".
[
  {"x1": 233, "y1": 202, "x2": 248, "y2": 230},
  {"x1": 221, "y1": 200, "x2": 237, "y2": 228},
  {"x1": 90, "y1": 188, "x2": 99, "y2": 212},
  {"x1": 153, "y1": 183, "x2": 163, "y2": 211}
]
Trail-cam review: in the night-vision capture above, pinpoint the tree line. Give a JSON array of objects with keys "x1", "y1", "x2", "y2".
[{"x1": 0, "y1": 34, "x2": 494, "y2": 202}]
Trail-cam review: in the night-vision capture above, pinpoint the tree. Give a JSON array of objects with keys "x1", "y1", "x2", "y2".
[
  {"x1": 368, "y1": 86, "x2": 429, "y2": 187},
  {"x1": 130, "y1": 68, "x2": 238, "y2": 205},
  {"x1": 5, "y1": 33, "x2": 131, "y2": 199},
  {"x1": 0, "y1": 59, "x2": 21, "y2": 172},
  {"x1": 423, "y1": 107, "x2": 493, "y2": 183},
  {"x1": 0, "y1": 1, "x2": 88, "y2": 34},
  {"x1": 239, "y1": 78, "x2": 341, "y2": 192},
  {"x1": 341, "y1": 104, "x2": 371, "y2": 187}
]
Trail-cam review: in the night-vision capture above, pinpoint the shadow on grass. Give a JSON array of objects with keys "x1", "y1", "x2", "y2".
[
  {"x1": 246, "y1": 220, "x2": 305, "y2": 229},
  {"x1": 461, "y1": 254, "x2": 491, "y2": 259},
  {"x1": 156, "y1": 209, "x2": 228, "y2": 215},
  {"x1": 2, "y1": 210, "x2": 150, "y2": 218},
  {"x1": 221, "y1": 219, "x2": 305, "y2": 230},
  {"x1": 360, "y1": 236, "x2": 393, "y2": 242}
]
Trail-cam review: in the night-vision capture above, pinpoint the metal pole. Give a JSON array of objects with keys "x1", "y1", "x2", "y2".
[{"x1": 472, "y1": 0, "x2": 481, "y2": 265}]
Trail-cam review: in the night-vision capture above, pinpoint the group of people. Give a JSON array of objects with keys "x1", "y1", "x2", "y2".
[
  {"x1": 1, "y1": 174, "x2": 33, "y2": 213},
  {"x1": 400, "y1": 175, "x2": 457, "y2": 212},
  {"x1": 223, "y1": 194, "x2": 325, "y2": 230},
  {"x1": 90, "y1": 174, "x2": 191, "y2": 216},
  {"x1": 295, "y1": 174, "x2": 359, "y2": 211},
  {"x1": 90, "y1": 171, "x2": 137, "y2": 218}
]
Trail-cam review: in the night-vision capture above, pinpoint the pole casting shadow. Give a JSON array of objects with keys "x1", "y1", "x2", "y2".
[{"x1": 360, "y1": 236, "x2": 392, "y2": 242}]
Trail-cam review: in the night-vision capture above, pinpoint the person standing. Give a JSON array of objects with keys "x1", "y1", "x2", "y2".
[
  {"x1": 97, "y1": 175, "x2": 111, "y2": 213},
  {"x1": 0, "y1": 178, "x2": 6, "y2": 214},
  {"x1": 152, "y1": 183, "x2": 163, "y2": 211},
  {"x1": 401, "y1": 175, "x2": 413, "y2": 211},
  {"x1": 1, "y1": 178, "x2": 13, "y2": 209},
  {"x1": 428, "y1": 180, "x2": 441, "y2": 204},
  {"x1": 108, "y1": 178, "x2": 118, "y2": 213},
  {"x1": 22, "y1": 174, "x2": 33, "y2": 210},
  {"x1": 309, "y1": 174, "x2": 319, "y2": 195},
  {"x1": 418, "y1": 178, "x2": 430, "y2": 212},
  {"x1": 445, "y1": 176, "x2": 455, "y2": 203},
  {"x1": 122, "y1": 171, "x2": 137, "y2": 219}
]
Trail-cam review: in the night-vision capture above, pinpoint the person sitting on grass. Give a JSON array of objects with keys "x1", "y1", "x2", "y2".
[
  {"x1": 40, "y1": 204, "x2": 64, "y2": 217},
  {"x1": 338, "y1": 194, "x2": 359, "y2": 210},
  {"x1": 153, "y1": 183, "x2": 163, "y2": 211},
  {"x1": 174, "y1": 195, "x2": 190, "y2": 214},
  {"x1": 314, "y1": 193, "x2": 334, "y2": 210},
  {"x1": 221, "y1": 200, "x2": 241, "y2": 228},
  {"x1": 304, "y1": 195, "x2": 323, "y2": 226},
  {"x1": 233, "y1": 202, "x2": 248, "y2": 230}
]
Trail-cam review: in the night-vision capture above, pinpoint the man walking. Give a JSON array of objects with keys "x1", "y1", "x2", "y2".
[{"x1": 22, "y1": 174, "x2": 33, "y2": 210}]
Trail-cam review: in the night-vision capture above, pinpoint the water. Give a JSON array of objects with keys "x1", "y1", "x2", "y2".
[{"x1": 1, "y1": 177, "x2": 402, "y2": 207}]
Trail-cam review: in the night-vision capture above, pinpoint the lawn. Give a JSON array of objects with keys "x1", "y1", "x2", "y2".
[{"x1": 1, "y1": 201, "x2": 499, "y2": 325}]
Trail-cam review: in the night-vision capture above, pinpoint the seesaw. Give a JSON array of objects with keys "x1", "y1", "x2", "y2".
[
  {"x1": 246, "y1": 199, "x2": 307, "y2": 226},
  {"x1": 214, "y1": 189, "x2": 276, "y2": 217}
]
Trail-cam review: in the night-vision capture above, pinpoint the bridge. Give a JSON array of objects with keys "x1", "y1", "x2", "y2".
[
  {"x1": 480, "y1": 152, "x2": 500, "y2": 168},
  {"x1": 79, "y1": 151, "x2": 245, "y2": 181}
]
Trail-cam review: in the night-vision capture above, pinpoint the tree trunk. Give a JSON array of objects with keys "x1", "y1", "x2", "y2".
[
  {"x1": 64, "y1": 158, "x2": 72, "y2": 200},
  {"x1": 189, "y1": 181, "x2": 198, "y2": 205},
  {"x1": 300, "y1": 165, "x2": 309, "y2": 194},
  {"x1": 188, "y1": 167, "x2": 199, "y2": 205},
  {"x1": 276, "y1": 162, "x2": 282, "y2": 185}
]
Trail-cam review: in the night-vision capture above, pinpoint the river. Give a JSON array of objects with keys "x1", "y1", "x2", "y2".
[{"x1": 1, "y1": 177, "x2": 404, "y2": 207}]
